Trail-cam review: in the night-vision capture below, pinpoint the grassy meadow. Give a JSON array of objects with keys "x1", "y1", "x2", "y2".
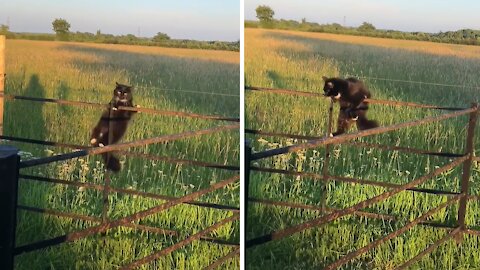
[
  {"x1": 2, "y1": 39, "x2": 239, "y2": 269},
  {"x1": 245, "y1": 28, "x2": 480, "y2": 269}
]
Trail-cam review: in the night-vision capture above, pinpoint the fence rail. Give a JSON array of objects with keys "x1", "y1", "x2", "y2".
[
  {"x1": 1, "y1": 134, "x2": 240, "y2": 171},
  {"x1": 245, "y1": 86, "x2": 466, "y2": 111},
  {"x1": 245, "y1": 84, "x2": 478, "y2": 269},
  {"x1": 20, "y1": 123, "x2": 238, "y2": 168},
  {"x1": 0, "y1": 93, "x2": 240, "y2": 122}
]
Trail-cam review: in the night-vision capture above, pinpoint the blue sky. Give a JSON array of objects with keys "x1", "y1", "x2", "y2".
[
  {"x1": 0, "y1": 0, "x2": 240, "y2": 41},
  {"x1": 245, "y1": 0, "x2": 480, "y2": 33}
]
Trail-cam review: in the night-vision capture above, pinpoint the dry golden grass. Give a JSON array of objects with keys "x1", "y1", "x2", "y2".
[
  {"x1": 249, "y1": 28, "x2": 480, "y2": 59},
  {"x1": 7, "y1": 39, "x2": 239, "y2": 64}
]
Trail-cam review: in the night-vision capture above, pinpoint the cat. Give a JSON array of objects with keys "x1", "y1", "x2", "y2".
[
  {"x1": 90, "y1": 82, "x2": 138, "y2": 172},
  {"x1": 322, "y1": 76, "x2": 378, "y2": 136}
]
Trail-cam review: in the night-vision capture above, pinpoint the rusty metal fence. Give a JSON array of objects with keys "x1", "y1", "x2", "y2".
[
  {"x1": 244, "y1": 85, "x2": 479, "y2": 269},
  {"x1": 0, "y1": 93, "x2": 240, "y2": 270}
]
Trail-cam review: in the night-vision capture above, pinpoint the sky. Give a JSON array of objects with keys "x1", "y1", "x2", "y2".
[
  {"x1": 0, "y1": 0, "x2": 240, "y2": 41},
  {"x1": 245, "y1": 0, "x2": 480, "y2": 33}
]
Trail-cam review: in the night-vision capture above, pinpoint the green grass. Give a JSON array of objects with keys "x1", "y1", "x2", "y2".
[
  {"x1": 245, "y1": 29, "x2": 480, "y2": 270},
  {"x1": 2, "y1": 39, "x2": 239, "y2": 269}
]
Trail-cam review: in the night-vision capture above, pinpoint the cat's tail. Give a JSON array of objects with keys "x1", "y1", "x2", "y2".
[
  {"x1": 102, "y1": 153, "x2": 121, "y2": 172},
  {"x1": 357, "y1": 113, "x2": 379, "y2": 131}
]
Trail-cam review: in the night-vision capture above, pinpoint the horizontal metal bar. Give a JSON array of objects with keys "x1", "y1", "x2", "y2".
[
  {"x1": 246, "y1": 157, "x2": 466, "y2": 248},
  {"x1": 465, "y1": 229, "x2": 480, "y2": 236},
  {"x1": 251, "y1": 108, "x2": 474, "y2": 160},
  {"x1": 20, "y1": 174, "x2": 239, "y2": 212},
  {"x1": 17, "y1": 205, "x2": 101, "y2": 223},
  {"x1": 248, "y1": 197, "x2": 397, "y2": 221},
  {"x1": 245, "y1": 86, "x2": 466, "y2": 110},
  {"x1": 203, "y1": 247, "x2": 240, "y2": 270},
  {"x1": 17, "y1": 205, "x2": 178, "y2": 236},
  {"x1": 1, "y1": 135, "x2": 239, "y2": 171},
  {"x1": 0, "y1": 93, "x2": 239, "y2": 122},
  {"x1": 249, "y1": 197, "x2": 480, "y2": 237},
  {"x1": 394, "y1": 227, "x2": 461, "y2": 270},
  {"x1": 19, "y1": 123, "x2": 239, "y2": 168},
  {"x1": 119, "y1": 214, "x2": 240, "y2": 270},
  {"x1": 14, "y1": 175, "x2": 239, "y2": 255},
  {"x1": 18, "y1": 204, "x2": 238, "y2": 246},
  {"x1": 196, "y1": 237, "x2": 239, "y2": 247},
  {"x1": 245, "y1": 129, "x2": 464, "y2": 158},
  {"x1": 251, "y1": 166, "x2": 461, "y2": 197},
  {"x1": 324, "y1": 196, "x2": 460, "y2": 270}
]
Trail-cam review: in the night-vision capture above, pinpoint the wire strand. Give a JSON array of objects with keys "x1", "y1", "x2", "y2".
[
  {"x1": 351, "y1": 75, "x2": 480, "y2": 90},
  {"x1": 273, "y1": 74, "x2": 480, "y2": 90},
  {"x1": 135, "y1": 86, "x2": 240, "y2": 97}
]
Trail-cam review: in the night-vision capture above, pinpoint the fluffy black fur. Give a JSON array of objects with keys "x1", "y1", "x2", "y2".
[
  {"x1": 90, "y1": 82, "x2": 137, "y2": 172},
  {"x1": 322, "y1": 76, "x2": 378, "y2": 136}
]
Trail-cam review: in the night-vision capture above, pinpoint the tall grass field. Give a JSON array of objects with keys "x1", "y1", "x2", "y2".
[
  {"x1": 245, "y1": 28, "x2": 480, "y2": 269},
  {"x1": 2, "y1": 39, "x2": 240, "y2": 269}
]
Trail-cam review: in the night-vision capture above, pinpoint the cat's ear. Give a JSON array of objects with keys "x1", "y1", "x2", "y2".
[
  {"x1": 115, "y1": 82, "x2": 120, "y2": 86},
  {"x1": 322, "y1": 76, "x2": 328, "y2": 81}
]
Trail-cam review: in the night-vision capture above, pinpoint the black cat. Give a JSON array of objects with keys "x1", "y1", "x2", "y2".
[
  {"x1": 90, "y1": 82, "x2": 138, "y2": 172},
  {"x1": 322, "y1": 76, "x2": 378, "y2": 136}
]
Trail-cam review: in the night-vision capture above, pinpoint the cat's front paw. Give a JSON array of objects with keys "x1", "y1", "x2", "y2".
[
  {"x1": 112, "y1": 107, "x2": 118, "y2": 111},
  {"x1": 98, "y1": 143, "x2": 105, "y2": 147},
  {"x1": 135, "y1": 104, "x2": 141, "y2": 113},
  {"x1": 90, "y1": 138, "x2": 97, "y2": 145}
]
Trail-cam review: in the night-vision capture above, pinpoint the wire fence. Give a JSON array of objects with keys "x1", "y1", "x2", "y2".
[
  {"x1": 244, "y1": 85, "x2": 479, "y2": 269},
  {"x1": 0, "y1": 92, "x2": 240, "y2": 269},
  {"x1": 258, "y1": 74, "x2": 480, "y2": 90},
  {"x1": 135, "y1": 85, "x2": 240, "y2": 98}
]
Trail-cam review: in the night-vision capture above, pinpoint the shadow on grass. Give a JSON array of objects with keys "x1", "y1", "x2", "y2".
[{"x1": 4, "y1": 74, "x2": 46, "y2": 147}]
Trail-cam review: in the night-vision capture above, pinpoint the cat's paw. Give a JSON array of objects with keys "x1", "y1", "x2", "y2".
[
  {"x1": 352, "y1": 116, "x2": 359, "y2": 121},
  {"x1": 90, "y1": 138, "x2": 97, "y2": 145},
  {"x1": 99, "y1": 143, "x2": 105, "y2": 147},
  {"x1": 135, "y1": 105, "x2": 141, "y2": 113},
  {"x1": 329, "y1": 133, "x2": 334, "y2": 137},
  {"x1": 112, "y1": 107, "x2": 118, "y2": 111}
]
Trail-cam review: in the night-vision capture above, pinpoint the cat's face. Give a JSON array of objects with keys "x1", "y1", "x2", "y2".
[
  {"x1": 322, "y1": 76, "x2": 341, "y2": 99},
  {"x1": 113, "y1": 83, "x2": 133, "y2": 102}
]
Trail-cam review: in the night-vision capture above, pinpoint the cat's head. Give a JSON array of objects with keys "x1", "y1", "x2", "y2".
[
  {"x1": 113, "y1": 82, "x2": 133, "y2": 102},
  {"x1": 322, "y1": 76, "x2": 341, "y2": 99}
]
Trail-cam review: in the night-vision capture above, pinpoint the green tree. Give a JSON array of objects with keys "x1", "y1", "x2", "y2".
[
  {"x1": 153, "y1": 32, "x2": 171, "y2": 42},
  {"x1": 52, "y1": 18, "x2": 71, "y2": 40},
  {"x1": 0, "y1": 24, "x2": 9, "y2": 35},
  {"x1": 255, "y1": 5, "x2": 275, "y2": 24},
  {"x1": 358, "y1": 22, "x2": 376, "y2": 32}
]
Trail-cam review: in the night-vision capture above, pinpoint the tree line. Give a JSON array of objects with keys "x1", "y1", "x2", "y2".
[
  {"x1": 249, "y1": 5, "x2": 480, "y2": 46},
  {"x1": 0, "y1": 18, "x2": 239, "y2": 52}
]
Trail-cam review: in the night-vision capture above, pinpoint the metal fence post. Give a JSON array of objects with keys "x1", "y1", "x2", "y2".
[
  {"x1": 456, "y1": 103, "x2": 478, "y2": 242},
  {"x1": 0, "y1": 145, "x2": 20, "y2": 270},
  {"x1": 0, "y1": 35, "x2": 6, "y2": 136},
  {"x1": 244, "y1": 140, "x2": 252, "y2": 259},
  {"x1": 321, "y1": 99, "x2": 334, "y2": 210}
]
